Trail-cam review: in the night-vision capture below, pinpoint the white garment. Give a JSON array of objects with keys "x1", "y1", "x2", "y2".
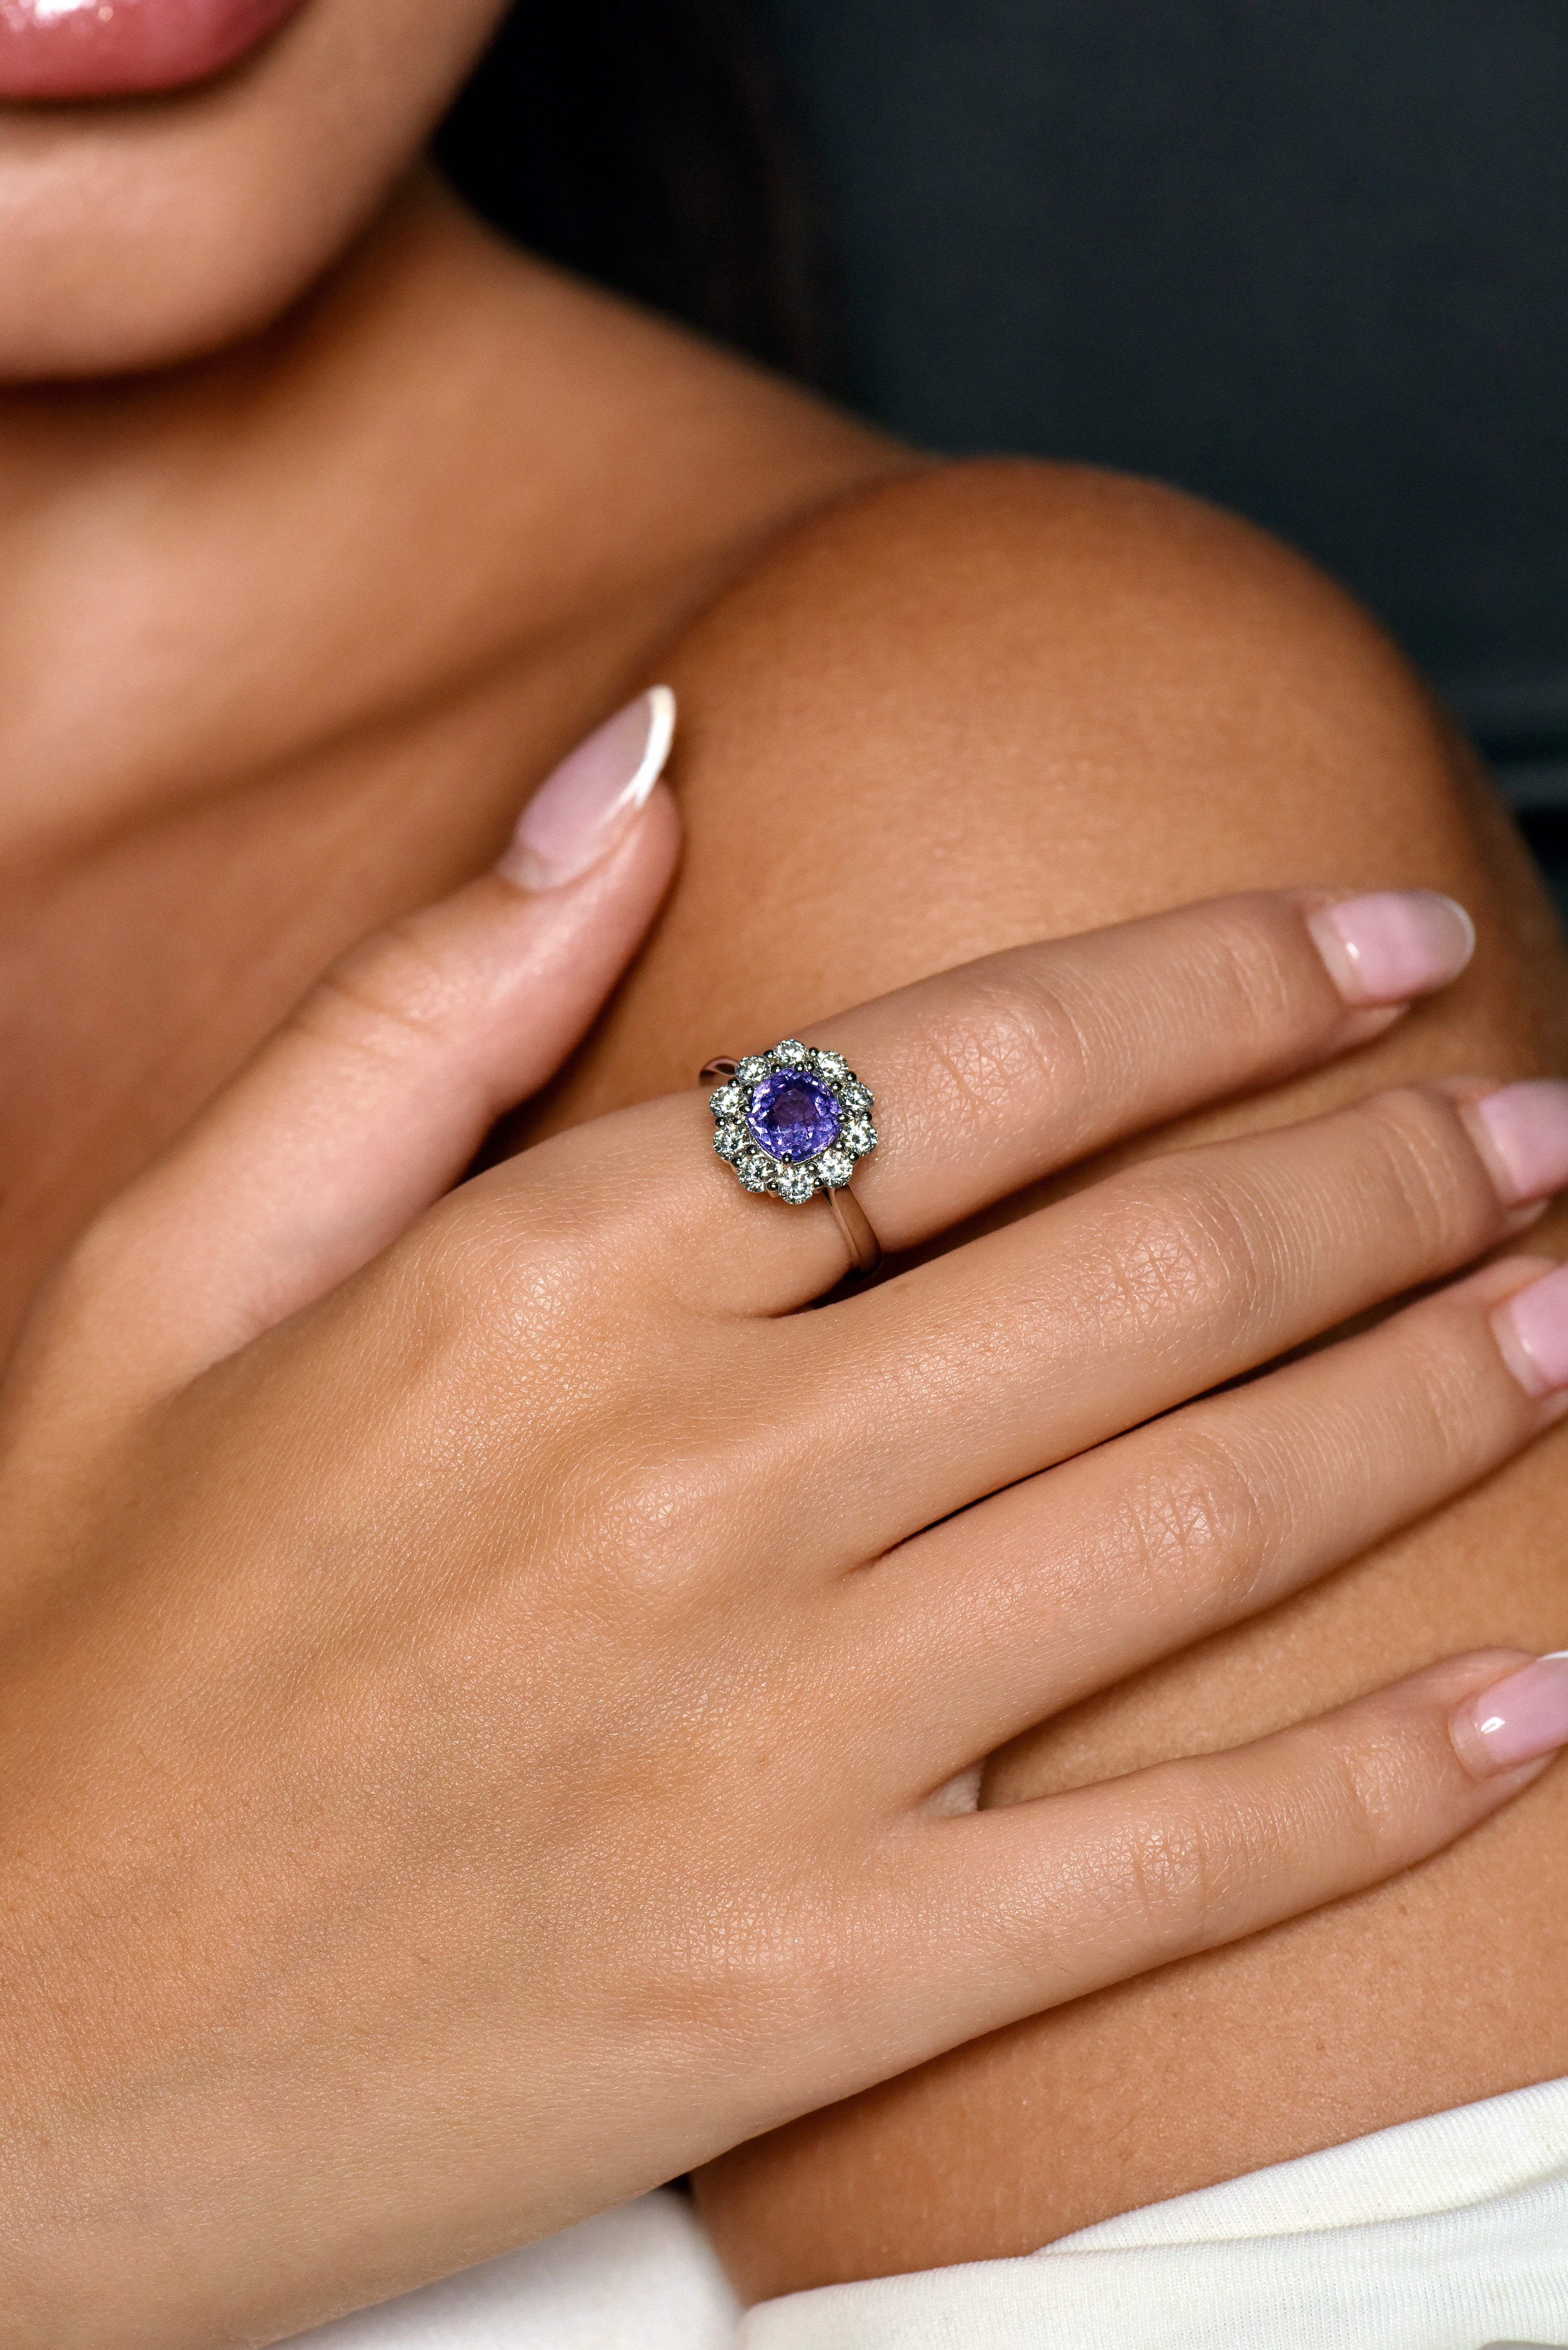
[
  {"x1": 289, "y1": 2189, "x2": 739, "y2": 2350},
  {"x1": 289, "y1": 2076, "x2": 1568, "y2": 2349},
  {"x1": 745, "y1": 2076, "x2": 1568, "y2": 2350}
]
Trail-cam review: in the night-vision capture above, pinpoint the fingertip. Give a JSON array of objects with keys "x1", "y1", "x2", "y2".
[
  {"x1": 1447, "y1": 1650, "x2": 1568, "y2": 1781},
  {"x1": 1316, "y1": 883, "x2": 1486, "y2": 1006},
  {"x1": 1304, "y1": 888, "x2": 1476, "y2": 1009},
  {"x1": 496, "y1": 686, "x2": 678, "y2": 893}
]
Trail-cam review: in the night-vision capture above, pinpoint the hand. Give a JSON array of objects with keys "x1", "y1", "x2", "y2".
[{"x1": 2, "y1": 841, "x2": 1566, "y2": 2344}]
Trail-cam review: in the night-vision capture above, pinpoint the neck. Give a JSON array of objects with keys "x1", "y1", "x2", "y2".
[
  {"x1": 0, "y1": 173, "x2": 902, "y2": 1335},
  {"x1": 0, "y1": 173, "x2": 894, "y2": 867}
]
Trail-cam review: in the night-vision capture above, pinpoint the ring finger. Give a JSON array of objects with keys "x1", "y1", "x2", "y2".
[{"x1": 589, "y1": 883, "x2": 1480, "y2": 1317}]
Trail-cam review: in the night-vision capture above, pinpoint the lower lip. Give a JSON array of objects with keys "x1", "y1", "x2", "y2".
[{"x1": 0, "y1": 0, "x2": 307, "y2": 100}]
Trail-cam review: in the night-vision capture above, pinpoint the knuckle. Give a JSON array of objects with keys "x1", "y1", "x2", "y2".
[
  {"x1": 289, "y1": 919, "x2": 460, "y2": 1069},
  {"x1": 413, "y1": 1161, "x2": 642, "y2": 1331},
  {"x1": 590, "y1": 1408, "x2": 768, "y2": 1611},
  {"x1": 1115, "y1": 1792, "x2": 1251, "y2": 1955},
  {"x1": 1189, "y1": 894, "x2": 1325, "y2": 1051},
  {"x1": 655, "y1": 1875, "x2": 865, "y2": 2047},
  {"x1": 395, "y1": 1193, "x2": 624, "y2": 1408},
  {"x1": 1309, "y1": 1727, "x2": 1402, "y2": 1880},
  {"x1": 1115, "y1": 1424, "x2": 1276, "y2": 1620},
  {"x1": 1096, "y1": 1169, "x2": 1269, "y2": 1345},
  {"x1": 918, "y1": 971, "x2": 1096, "y2": 1146},
  {"x1": 590, "y1": 1449, "x2": 717, "y2": 1602},
  {"x1": 1118, "y1": 1724, "x2": 1409, "y2": 1966},
  {"x1": 1396, "y1": 1310, "x2": 1504, "y2": 1461},
  {"x1": 1355, "y1": 1087, "x2": 1496, "y2": 1259}
]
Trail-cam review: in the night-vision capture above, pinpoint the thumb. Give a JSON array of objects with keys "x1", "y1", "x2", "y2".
[{"x1": 52, "y1": 687, "x2": 680, "y2": 1393}]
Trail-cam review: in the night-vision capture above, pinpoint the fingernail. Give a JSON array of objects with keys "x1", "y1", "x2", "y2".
[
  {"x1": 1306, "y1": 890, "x2": 1475, "y2": 1006},
  {"x1": 1450, "y1": 1652, "x2": 1568, "y2": 1776},
  {"x1": 1468, "y1": 1080, "x2": 1568, "y2": 1207},
  {"x1": 1492, "y1": 1260, "x2": 1568, "y2": 1395},
  {"x1": 497, "y1": 686, "x2": 676, "y2": 891}
]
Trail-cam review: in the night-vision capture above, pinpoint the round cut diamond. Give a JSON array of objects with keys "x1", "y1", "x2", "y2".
[
  {"x1": 842, "y1": 1116, "x2": 877, "y2": 1157},
  {"x1": 774, "y1": 1162, "x2": 817, "y2": 1204},
  {"x1": 815, "y1": 1144, "x2": 854, "y2": 1187},
  {"x1": 745, "y1": 1069, "x2": 842, "y2": 1163},
  {"x1": 840, "y1": 1080, "x2": 873, "y2": 1113},
  {"x1": 714, "y1": 1121, "x2": 747, "y2": 1162},
  {"x1": 770, "y1": 1038, "x2": 808, "y2": 1067},
  {"x1": 737, "y1": 1150, "x2": 775, "y2": 1191},
  {"x1": 709, "y1": 1082, "x2": 744, "y2": 1118},
  {"x1": 813, "y1": 1049, "x2": 848, "y2": 1081},
  {"x1": 737, "y1": 1055, "x2": 770, "y2": 1086}
]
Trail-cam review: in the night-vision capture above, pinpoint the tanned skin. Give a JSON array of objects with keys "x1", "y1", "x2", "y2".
[{"x1": 2, "y1": 133, "x2": 1564, "y2": 2315}]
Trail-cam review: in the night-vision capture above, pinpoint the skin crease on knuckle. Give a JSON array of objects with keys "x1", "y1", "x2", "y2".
[{"x1": 2, "y1": 21, "x2": 1566, "y2": 2333}]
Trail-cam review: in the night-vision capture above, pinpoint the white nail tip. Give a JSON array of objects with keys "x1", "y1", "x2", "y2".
[
  {"x1": 1434, "y1": 892, "x2": 1478, "y2": 974},
  {"x1": 620, "y1": 684, "x2": 676, "y2": 818}
]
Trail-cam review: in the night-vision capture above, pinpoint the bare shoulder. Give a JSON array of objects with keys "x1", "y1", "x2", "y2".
[{"x1": 531, "y1": 456, "x2": 1568, "y2": 2304}]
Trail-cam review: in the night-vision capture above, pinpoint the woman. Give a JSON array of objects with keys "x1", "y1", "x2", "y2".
[{"x1": 0, "y1": 4, "x2": 1565, "y2": 2342}]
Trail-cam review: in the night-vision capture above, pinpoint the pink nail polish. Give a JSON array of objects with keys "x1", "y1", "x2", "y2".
[
  {"x1": 1469, "y1": 1080, "x2": 1568, "y2": 1206},
  {"x1": 497, "y1": 687, "x2": 676, "y2": 891},
  {"x1": 1492, "y1": 1261, "x2": 1568, "y2": 1395},
  {"x1": 1450, "y1": 1652, "x2": 1568, "y2": 1776},
  {"x1": 1306, "y1": 890, "x2": 1475, "y2": 1006}
]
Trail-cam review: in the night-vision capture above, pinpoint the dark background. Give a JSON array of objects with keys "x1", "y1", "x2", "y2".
[{"x1": 439, "y1": 0, "x2": 1568, "y2": 916}]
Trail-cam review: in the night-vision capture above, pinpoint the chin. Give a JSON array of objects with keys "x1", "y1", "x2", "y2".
[
  {"x1": 0, "y1": 0, "x2": 506, "y2": 380},
  {"x1": 0, "y1": 153, "x2": 383, "y2": 381}
]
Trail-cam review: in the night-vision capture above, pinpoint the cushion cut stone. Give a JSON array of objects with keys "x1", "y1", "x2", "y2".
[{"x1": 745, "y1": 1069, "x2": 842, "y2": 1162}]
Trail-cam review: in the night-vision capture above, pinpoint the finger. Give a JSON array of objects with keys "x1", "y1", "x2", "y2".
[
  {"x1": 653, "y1": 886, "x2": 1477, "y2": 1311},
  {"x1": 759, "y1": 1074, "x2": 1567, "y2": 1559},
  {"x1": 862, "y1": 1256, "x2": 1568, "y2": 1784},
  {"x1": 844, "y1": 887, "x2": 1474, "y2": 1252},
  {"x1": 854, "y1": 1649, "x2": 1563, "y2": 2081},
  {"x1": 36, "y1": 691, "x2": 680, "y2": 1393}
]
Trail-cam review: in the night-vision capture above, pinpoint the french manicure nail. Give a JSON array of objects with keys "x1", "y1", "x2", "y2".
[
  {"x1": 1306, "y1": 890, "x2": 1475, "y2": 1007},
  {"x1": 1450, "y1": 1652, "x2": 1568, "y2": 1776},
  {"x1": 1492, "y1": 1261, "x2": 1568, "y2": 1395},
  {"x1": 497, "y1": 686, "x2": 676, "y2": 891},
  {"x1": 1469, "y1": 1080, "x2": 1568, "y2": 1207}
]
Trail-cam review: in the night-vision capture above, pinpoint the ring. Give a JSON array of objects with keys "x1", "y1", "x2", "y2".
[{"x1": 700, "y1": 1041, "x2": 882, "y2": 1275}]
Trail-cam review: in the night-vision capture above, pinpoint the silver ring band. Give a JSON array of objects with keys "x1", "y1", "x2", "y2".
[{"x1": 823, "y1": 1182, "x2": 881, "y2": 1276}]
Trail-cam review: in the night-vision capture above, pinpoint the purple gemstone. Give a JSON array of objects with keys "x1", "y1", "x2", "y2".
[{"x1": 745, "y1": 1068, "x2": 842, "y2": 1162}]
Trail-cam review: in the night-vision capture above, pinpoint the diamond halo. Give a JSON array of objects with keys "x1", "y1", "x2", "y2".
[{"x1": 709, "y1": 1039, "x2": 877, "y2": 1205}]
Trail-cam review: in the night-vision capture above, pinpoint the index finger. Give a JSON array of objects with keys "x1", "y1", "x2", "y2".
[
  {"x1": 547, "y1": 886, "x2": 1474, "y2": 1313},
  {"x1": 841, "y1": 886, "x2": 1473, "y2": 1252}
]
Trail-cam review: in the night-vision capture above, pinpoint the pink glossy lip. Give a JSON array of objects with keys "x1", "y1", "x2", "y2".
[{"x1": 0, "y1": 0, "x2": 307, "y2": 100}]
